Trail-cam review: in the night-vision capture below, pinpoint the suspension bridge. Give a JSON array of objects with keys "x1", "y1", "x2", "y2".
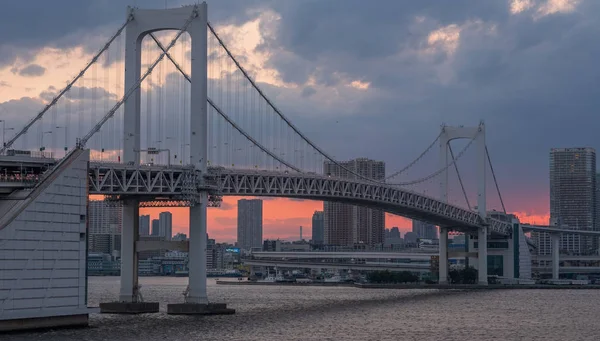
[{"x1": 0, "y1": 3, "x2": 525, "y2": 323}]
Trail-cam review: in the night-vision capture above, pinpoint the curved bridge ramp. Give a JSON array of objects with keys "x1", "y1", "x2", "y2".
[
  {"x1": 0, "y1": 149, "x2": 87, "y2": 230},
  {"x1": 0, "y1": 148, "x2": 91, "y2": 329}
]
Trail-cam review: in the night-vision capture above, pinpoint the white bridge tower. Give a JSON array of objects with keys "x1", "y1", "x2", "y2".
[{"x1": 437, "y1": 122, "x2": 488, "y2": 285}]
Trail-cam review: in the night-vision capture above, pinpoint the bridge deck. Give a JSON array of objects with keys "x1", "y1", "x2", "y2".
[{"x1": 0, "y1": 154, "x2": 513, "y2": 234}]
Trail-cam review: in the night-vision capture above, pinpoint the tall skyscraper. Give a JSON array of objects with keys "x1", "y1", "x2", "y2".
[
  {"x1": 159, "y1": 211, "x2": 173, "y2": 240},
  {"x1": 548, "y1": 147, "x2": 596, "y2": 255},
  {"x1": 412, "y1": 220, "x2": 438, "y2": 240},
  {"x1": 312, "y1": 211, "x2": 324, "y2": 244},
  {"x1": 88, "y1": 200, "x2": 122, "y2": 254},
  {"x1": 237, "y1": 199, "x2": 263, "y2": 250},
  {"x1": 139, "y1": 215, "x2": 150, "y2": 236},
  {"x1": 596, "y1": 173, "x2": 600, "y2": 231},
  {"x1": 151, "y1": 219, "x2": 160, "y2": 236},
  {"x1": 324, "y1": 158, "x2": 386, "y2": 246}
]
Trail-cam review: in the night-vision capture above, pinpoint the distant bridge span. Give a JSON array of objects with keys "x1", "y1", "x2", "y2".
[{"x1": 86, "y1": 163, "x2": 511, "y2": 234}]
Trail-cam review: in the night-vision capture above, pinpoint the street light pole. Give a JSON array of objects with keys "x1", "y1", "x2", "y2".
[
  {"x1": 41, "y1": 131, "x2": 52, "y2": 153},
  {"x1": 56, "y1": 126, "x2": 67, "y2": 156},
  {"x1": 0, "y1": 119, "x2": 16, "y2": 152}
]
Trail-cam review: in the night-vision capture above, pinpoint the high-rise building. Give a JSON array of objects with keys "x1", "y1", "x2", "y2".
[
  {"x1": 88, "y1": 201, "x2": 122, "y2": 235},
  {"x1": 596, "y1": 172, "x2": 600, "y2": 233},
  {"x1": 139, "y1": 215, "x2": 150, "y2": 236},
  {"x1": 385, "y1": 226, "x2": 403, "y2": 247},
  {"x1": 159, "y1": 211, "x2": 173, "y2": 240},
  {"x1": 389, "y1": 227, "x2": 401, "y2": 239},
  {"x1": 324, "y1": 158, "x2": 386, "y2": 246},
  {"x1": 173, "y1": 233, "x2": 187, "y2": 241},
  {"x1": 412, "y1": 220, "x2": 438, "y2": 240},
  {"x1": 207, "y1": 237, "x2": 216, "y2": 269},
  {"x1": 151, "y1": 219, "x2": 160, "y2": 236},
  {"x1": 88, "y1": 201, "x2": 122, "y2": 254},
  {"x1": 548, "y1": 147, "x2": 596, "y2": 255},
  {"x1": 311, "y1": 211, "x2": 324, "y2": 244},
  {"x1": 237, "y1": 199, "x2": 263, "y2": 250}
]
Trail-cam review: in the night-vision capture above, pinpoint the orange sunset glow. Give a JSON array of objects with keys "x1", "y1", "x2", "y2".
[{"x1": 136, "y1": 197, "x2": 550, "y2": 243}]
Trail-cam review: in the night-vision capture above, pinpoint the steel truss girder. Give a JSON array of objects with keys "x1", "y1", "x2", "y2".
[
  {"x1": 486, "y1": 217, "x2": 512, "y2": 236},
  {"x1": 86, "y1": 164, "x2": 511, "y2": 235},
  {"x1": 211, "y1": 169, "x2": 509, "y2": 234},
  {"x1": 88, "y1": 163, "x2": 199, "y2": 198}
]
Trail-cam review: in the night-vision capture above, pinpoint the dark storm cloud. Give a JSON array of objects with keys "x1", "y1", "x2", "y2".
[
  {"x1": 245, "y1": 0, "x2": 600, "y2": 214},
  {"x1": 0, "y1": 0, "x2": 267, "y2": 67},
  {"x1": 37, "y1": 86, "x2": 117, "y2": 102},
  {"x1": 16, "y1": 64, "x2": 46, "y2": 77},
  {"x1": 301, "y1": 86, "x2": 316, "y2": 98},
  {"x1": 2, "y1": 0, "x2": 598, "y2": 216}
]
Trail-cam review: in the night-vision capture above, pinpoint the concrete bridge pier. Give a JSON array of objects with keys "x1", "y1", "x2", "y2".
[
  {"x1": 167, "y1": 193, "x2": 234, "y2": 315},
  {"x1": 551, "y1": 233, "x2": 560, "y2": 280},
  {"x1": 100, "y1": 200, "x2": 159, "y2": 314},
  {"x1": 439, "y1": 227, "x2": 449, "y2": 284}
]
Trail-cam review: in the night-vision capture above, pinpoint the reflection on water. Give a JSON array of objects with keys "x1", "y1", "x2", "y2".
[{"x1": 5, "y1": 277, "x2": 600, "y2": 341}]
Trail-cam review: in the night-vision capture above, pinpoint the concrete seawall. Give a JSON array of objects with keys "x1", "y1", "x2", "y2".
[{"x1": 217, "y1": 281, "x2": 600, "y2": 290}]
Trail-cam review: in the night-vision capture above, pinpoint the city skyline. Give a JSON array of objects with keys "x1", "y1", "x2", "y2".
[{"x1": 132, "y1": 194, "x2": 551, "y2": 244}]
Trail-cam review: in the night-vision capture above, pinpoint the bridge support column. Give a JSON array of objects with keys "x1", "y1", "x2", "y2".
[
  {"x1": 164, "y1": 2, "x2": 233, "y2": 316},
  {"x1": 439, "y1": 227, "x2": 448, "y2": 284},
  {"x1": 552, "y1": 233, "x2": 560, "y2": 280},
  {"x1": 186, "y1": 198, "x2": 208, "y2": 304},
  {"x1": 478, "y1": 226, "x2": 488, "y2": 285},
  {"x1": 100, "y1": 200, "x2": 159, "y2": 314},
  {"x1": 167, "y1": 194, "x2": 234, "y2": 315}
]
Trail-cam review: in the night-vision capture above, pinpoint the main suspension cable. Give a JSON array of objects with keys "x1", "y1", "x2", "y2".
[
  {"x1": 390, "y1": 134, "x2": 478, "y2": 186},
  {"x1": 149, "y1": 33, "x2": 302, "y2": 172},
  {"x1": 1, "y1": 13, "x2": 134, "y2": 154},
  {"x1": 486, "y1": 145, "x2": 506, "y2": 213},
  {"x1": 386, "y1": 131, "x2": 442, "y2": 179}
]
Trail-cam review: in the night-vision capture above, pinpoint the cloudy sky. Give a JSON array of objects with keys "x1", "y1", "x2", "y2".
[{"x1": 1, "y1": 0, "x2": 595, "y2": 241}]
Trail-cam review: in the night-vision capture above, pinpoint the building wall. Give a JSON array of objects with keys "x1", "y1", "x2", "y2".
[
  {"x1": 323, "y1": 158, "x2": 385, "y2": 246},
  {"x1": 237, "y1": 199, "x2": 263, "y2": 250},
  {"x1": 0, "y1": 150, "x2": 90, "y2": 321}
]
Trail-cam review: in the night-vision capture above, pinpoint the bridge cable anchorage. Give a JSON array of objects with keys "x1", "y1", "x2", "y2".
[
  {"x1": 385, "y1": 131, "x2": 443, "y2": 180},
  {"x1": 78, "y1": 6, "x2": 199, "y2": 147},
  {"x1": 448, "y1": 143, "x2": 471, "y2": 209},
  {"x1": 0, "y1": 13, "x2": 134, "y2": 154},
  {"x1": 486, "y1": 145, "x2": 506, "y2": 213},
  {"x1": 386, "y1": 131, "x2": 479, "y2": 186},
  {"x1": 208, "y1": 23, "x2": 386, "y2": 183},
  {"x1": 148, "y1": 33, "x2": 302, "y2": 173}
]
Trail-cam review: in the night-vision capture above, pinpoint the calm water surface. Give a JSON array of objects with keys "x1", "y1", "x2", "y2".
[{"x1": 5, "y1": 276, "x2": 600, "y2": 340}]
